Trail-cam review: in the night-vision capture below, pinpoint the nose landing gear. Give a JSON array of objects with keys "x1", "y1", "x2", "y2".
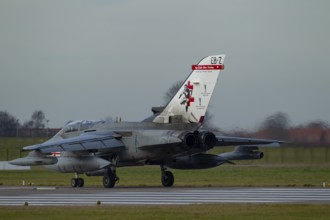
[
  {"x1": 103, "y1": 167, "x2": 119, "y2": 188},
  {"x1": 71, "y1": 173, "x2": 84, "y2": 187}
]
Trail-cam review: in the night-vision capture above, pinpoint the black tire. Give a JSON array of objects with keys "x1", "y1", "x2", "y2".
[
  {"x1": 161, "y1": 171, "x2": 174, "y2": 187},
  {"x1": 71, "y1": 178, "x2": 78, "y2": 188},
  {"x1": 77, "y1": 178, "x2": 84, "y2": 187},
  {"x1": 103, "y1": 174, "x2": 116, "y2": 188}
]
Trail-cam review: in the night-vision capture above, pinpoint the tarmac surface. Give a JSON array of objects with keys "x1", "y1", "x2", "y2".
[{"x1": 1, "y1": 186, "x2": 330, "y2": 206}]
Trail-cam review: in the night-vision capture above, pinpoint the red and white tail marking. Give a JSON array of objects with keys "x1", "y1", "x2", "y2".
[{"x1": 153, "y1": 55, "x2": 225, "y2": 124}]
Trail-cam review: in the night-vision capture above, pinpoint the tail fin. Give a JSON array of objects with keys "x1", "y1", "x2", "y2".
[{"x1": 153, "y1": 55, "x2": 225, "y2": 124}]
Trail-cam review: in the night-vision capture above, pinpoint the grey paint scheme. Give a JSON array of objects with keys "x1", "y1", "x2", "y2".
[
  {"x1": 9, "y1": 55, "x2": 284, "y2": 188},
  {"x1": 9, "y1": 102, "x2": 283, "y2": 188},
  {"x1": 12, "y1": 120, "x2": 280, "y2": 171}
]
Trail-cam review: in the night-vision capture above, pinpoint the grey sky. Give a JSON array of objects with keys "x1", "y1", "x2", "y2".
[{"x1": 0, "y1": 0, "x2": 329, "y2": 130}]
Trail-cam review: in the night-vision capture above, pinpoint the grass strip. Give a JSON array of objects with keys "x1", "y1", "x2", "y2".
[
  {"x1": 1, "y1": 165, "x2": 330, "y2": 187},
  {"x1": 0, "y1": 204, "x2": 330, "y2": 220}
]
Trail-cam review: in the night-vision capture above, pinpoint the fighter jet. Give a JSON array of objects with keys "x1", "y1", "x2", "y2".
[{"x1": 10, "y1": 55, "x2": 283, "y2": 188}]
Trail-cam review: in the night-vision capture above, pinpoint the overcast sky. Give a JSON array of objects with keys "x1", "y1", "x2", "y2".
[{"x1": 0, "y1": 0, "x2": 329, "y2": 130}]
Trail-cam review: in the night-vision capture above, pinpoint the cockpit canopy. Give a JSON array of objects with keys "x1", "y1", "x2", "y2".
[{"x1": 62, "y1": 120, "x2": 104, "y2": 133}]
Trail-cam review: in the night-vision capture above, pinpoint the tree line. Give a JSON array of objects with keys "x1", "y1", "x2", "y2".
[
  {"x1": 223, "y1": 112, "x2": 330, "y2": 146},
  {"x1": 0, "y1": 110, "x2": 48, "y2": 136}
]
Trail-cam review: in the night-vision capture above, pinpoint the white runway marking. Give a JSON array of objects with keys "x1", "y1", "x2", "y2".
[{"x1": 1, "y1": 187, "x2": 330, "y2": 206}]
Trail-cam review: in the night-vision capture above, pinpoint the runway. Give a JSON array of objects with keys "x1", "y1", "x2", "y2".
[{"x1": 1, "y1": 187, "x2": 330, "y2": 206}]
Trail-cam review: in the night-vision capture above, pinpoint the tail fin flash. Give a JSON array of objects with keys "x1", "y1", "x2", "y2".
[{"x1": 154, "y1": 55, "x2": 225, "y2": 124}]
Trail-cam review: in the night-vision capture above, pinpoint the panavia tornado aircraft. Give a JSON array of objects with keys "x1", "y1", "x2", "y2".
[{"x1": 10, "y1": 55, "x2": 283, "y2": 188}]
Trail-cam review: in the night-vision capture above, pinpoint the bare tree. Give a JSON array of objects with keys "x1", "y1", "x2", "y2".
[
  {"x1": 305, "y1": 120, "x2": 329, "y2": 129},
  {"x1": 305, "y1": 120, "x2": 329, "y2": 145},
  {"x1": 24, "y1": 110, "x2": 46, "y2": 129},
  {"x1": 259, "y1": 112, "x2": 290, "y2": 140},
  {"x1": 0, "y1": 111, "x2": 20, "y2": 136},
  {"x1": 163, "y1": 80, "x2": 183, "y2": 104},
  {"x1": 32, "y1": 110, "x2": 46, "y2": 129}
]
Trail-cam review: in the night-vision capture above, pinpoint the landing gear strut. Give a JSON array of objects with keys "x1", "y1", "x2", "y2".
[
  {"x1": 103, "y1": 167, "x2": 119, "y2": 188},
  {"x1": 103, "y1": 155, "x2": 120, "y2": 188},
  {"x1": 71, "y1": 173, "x2": 84, "y2": 187},
  {"x1": 161, "y1": 166, "x2": 174, "y2": 187}
]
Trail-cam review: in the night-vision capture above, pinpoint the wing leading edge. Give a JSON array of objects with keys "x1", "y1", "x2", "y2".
[{"x1": 22, "y1": 132, "x2": 125, "y2": 154}]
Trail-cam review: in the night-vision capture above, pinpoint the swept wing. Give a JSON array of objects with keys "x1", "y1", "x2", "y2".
[{"x1": 22, "y1": 132, "x2": 125, "y2": 154}]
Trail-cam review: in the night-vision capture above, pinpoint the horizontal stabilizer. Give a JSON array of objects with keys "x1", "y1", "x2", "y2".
[{"x1": 216, "y1": 136, "x2": 284, "y2": 147}]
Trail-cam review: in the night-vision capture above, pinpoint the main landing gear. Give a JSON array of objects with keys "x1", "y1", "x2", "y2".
[
  {"x1": 70, "y1": 164, "x2": 173, "y2": 188},
  {"x1": 103, "y1": 154, "x2": 119, "y2": 188},
  {"x1": 103, "y1": 167, "x2": 119, "y2": 188},
  {"x1": 161, "y1": 165, "x2": 174, "y2": 187},
  {"x1": 70, "y1": 155, "x2": 120, "y2": 188},
  {"x1": 71, "y1": 173, "x2": 84, "y2": 188}
]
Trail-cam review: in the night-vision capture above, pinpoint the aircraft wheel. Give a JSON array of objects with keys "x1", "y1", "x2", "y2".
[
  {"x1": 161, "y1": 171, "x2": 174, "y2": 187},
  {"x1": 77, "y1": 178, "x2": 84, "y2": 187},
  {"x1": 103, "y1": 174, "x2": 116, "y2": 188},
  {"x1": 71, "y1": 178, "x2": 84, "y2": 187},
  {"x1": 71, "y1": 178, "x2": 78, "y2": 187}
]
